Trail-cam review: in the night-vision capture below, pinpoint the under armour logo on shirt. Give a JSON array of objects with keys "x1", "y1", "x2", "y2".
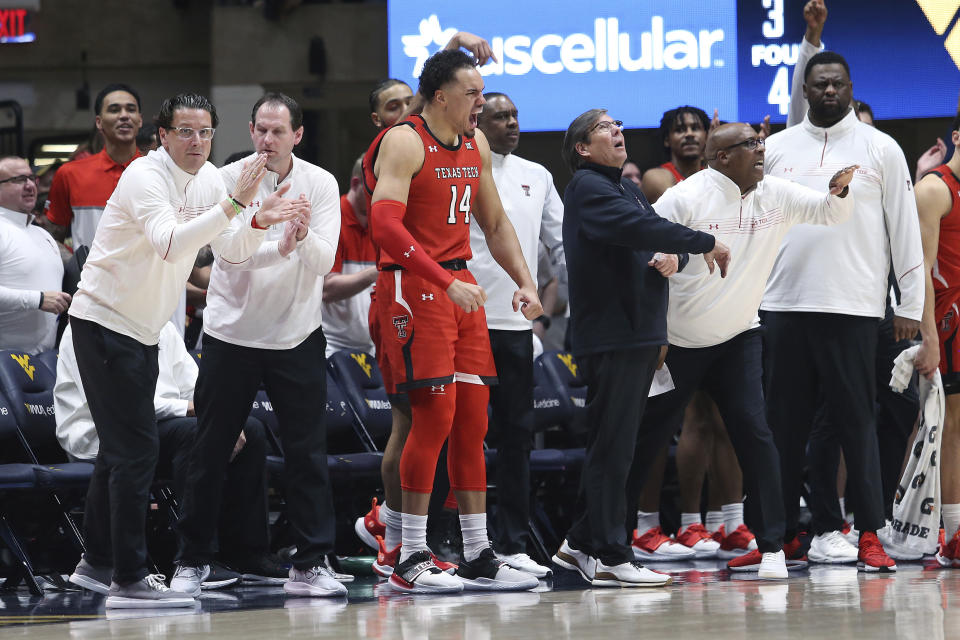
[
  {"x1": 403, "y1": 245, "x2": 415, "y2": 258},
  {"x1": 465, "y1": 142, "x2": 474, "y2": 150},
  {"x1": 521, "y1": 185, "x2": 531, "y2": 196},
  {"x1": 421, "y1": 293, "x2": 434, "y2": 301},
  {"x1": 428, "y1": 145, "x2": 438, "y2": 152}
]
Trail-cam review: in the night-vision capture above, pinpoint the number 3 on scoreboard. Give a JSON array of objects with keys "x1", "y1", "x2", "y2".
[{"x1": 447, "y1": 184, "x2": 472, "y2": 224}]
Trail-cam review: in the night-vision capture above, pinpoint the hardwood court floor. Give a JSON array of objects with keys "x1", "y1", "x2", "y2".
[{"x1": 1, "y1": 560, "x2": 960, "y2": 639}]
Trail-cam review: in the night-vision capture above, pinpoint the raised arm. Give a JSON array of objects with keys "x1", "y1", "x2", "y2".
[{"x1": 787, "y1": 0, "x2": 827, "y2": 128}]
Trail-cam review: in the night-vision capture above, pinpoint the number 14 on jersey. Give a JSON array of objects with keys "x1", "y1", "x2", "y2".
[{"x1": 447, "y1": 184, "x2": 472, "y2": 224}]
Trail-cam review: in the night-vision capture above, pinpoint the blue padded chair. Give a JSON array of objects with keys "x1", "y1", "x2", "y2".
[
  {"x1": 537, "y1": 350, "x2": 588, "y2": 465},
  {"x1": 327, "y1": 350, "x2": 393, "y2": 451},
  {"x1": 0, "y1": 389, "x2": 44, "y2": 594},
  {"x1": 0, "y1": 350, "x2": 93, "y2": 489},
  {"x1": 532, "y1": 357, "x2": 573, "y2": 431}
]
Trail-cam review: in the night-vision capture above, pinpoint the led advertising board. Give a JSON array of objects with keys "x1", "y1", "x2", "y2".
[{"x1": 388, "y1": 0, "x2": 958, "y2": 130}]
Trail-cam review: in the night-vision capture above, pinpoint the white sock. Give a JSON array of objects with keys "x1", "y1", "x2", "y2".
[
  {"x1": 705, "y1": 510, "x2": 724, "y2": 533},
  {"x1": 943, "y1": 504, "x2": 960, "y2": 538},
  {"x1": 381, "y1": 503, "x2": 402, "y2": 550},
  {"x1": 722, "y1": 502, "x2": 745, "y2": 532},
  {"x1": 838, "y1": 497, "x2": 846, "y2": 521},
  {"x1": 399, "y1": 513, "x2": 428, "y2": 563},
  {"x1": 680, "y1": 512, "x2": 702, "y2": 529},
  {"x1": 636, "y1": 510, "x2": 660, "y2": 533},
  {"x1": 459, "y1": 513, "x2": 488, "y2": 562}
]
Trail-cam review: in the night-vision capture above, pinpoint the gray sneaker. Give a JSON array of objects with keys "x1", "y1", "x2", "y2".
[
  {"x1": 105, "y1": 574, "x2": 196, "y2": 609},
  {"x1": 283, "y1": 566, "x2": 348, "y2": 597},
  {"x1": 68, "y1": 556, "x2": 112, "y2": 595},
  {"x1": 169, "y1": 564, "x2": 211, "y2": 597}
]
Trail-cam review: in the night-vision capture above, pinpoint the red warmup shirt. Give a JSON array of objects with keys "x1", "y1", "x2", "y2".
[
  {"x1": 660, "y1": 161, "x2": 703, "y2": 184},
  {"x1": 331, "y1": 194, "x2": 377, "y2": 272},
  {"x1": 45, "y1": 148, "x2": 141, "y2": 249},
  {"x1": 928, "y1": 164, "x2": 960, "y2": 321},
  {"x1": 362, "y1": 114, "x2": 482, "y2": 270}
]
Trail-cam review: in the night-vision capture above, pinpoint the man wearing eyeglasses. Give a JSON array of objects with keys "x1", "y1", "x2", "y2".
[
  {"x1": 0, "y1": 156, "x2": 69, "y2": 352},
  {"x1": 171, "y1": 92, "x2": 346, "y2": 599},
  {"x1": 46, "y1": 84, "x2": 143, "y2": 249},
  {"x1": 553, "y1": 110, "x2": 728, "y2": 588},
  {"x1": 761, "y1": 51, "x2": 922, "y2": 573},
  {"x1": 627, "y1": 122, "x2": 856, "y2": 580},
  {"x1": 66, "y1": 93, "x2": 305, "y2": 609}
]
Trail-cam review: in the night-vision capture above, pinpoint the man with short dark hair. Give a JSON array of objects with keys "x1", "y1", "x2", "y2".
[
  {"x1": 762, "y1": 51, "x2": 922, "y2": 572},
  {"x1": 552, "y1": 109, "x2": 727, "y2": 588},
  {"x1": 365, "y1": 49, "x2": 542, "y2": 593},
  {"x1": 640, "y1": 106, "x2": 710, "y2": 203},
  {"x1": 0, "y1": 156, "x2": 68, "y2": 352},
  {"x1": 171, "y1": 92, "x2": 346, "y2": 598},
  {"x1": 46, "y1": 83, "x2": 143, "y2": 248},
  {"x1": 66, "y1": 92, "x2": 302, "y2": 608},
  {"x1": 471, "y1": 91, "x2": 563, "y2": 578}
]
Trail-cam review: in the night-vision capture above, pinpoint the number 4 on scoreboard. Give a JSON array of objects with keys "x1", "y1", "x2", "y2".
[{"x1": 768, "y1": 66, "x2": 790, "y2": 116}]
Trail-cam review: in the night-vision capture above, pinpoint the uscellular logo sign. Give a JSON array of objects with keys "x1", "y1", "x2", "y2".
[{"x1": 916, "y1": 0, "x2": 960, "y2": 69}]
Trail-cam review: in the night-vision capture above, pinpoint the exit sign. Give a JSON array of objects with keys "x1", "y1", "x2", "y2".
[{"x1": 0, "y1": 9, "x2": 34, "y2": 43}]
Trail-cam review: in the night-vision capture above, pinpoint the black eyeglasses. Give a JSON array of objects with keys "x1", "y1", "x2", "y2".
[
  {"x1": 0, "y1": 174, "x2": 38, "y2": 186},
  {"x1": 719, "y1": 137, "x2": 765, "y2": 152},
  {"x1": 590, "y1": 119, "x2": 623, "y2": 134}
]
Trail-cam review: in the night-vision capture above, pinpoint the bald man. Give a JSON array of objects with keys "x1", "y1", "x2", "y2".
[{"x1": 625, "y1": 122, "x2": 858, "y2": 579}]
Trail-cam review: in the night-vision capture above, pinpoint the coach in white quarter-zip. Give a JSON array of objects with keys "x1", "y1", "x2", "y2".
[
  {"x1": 172, "y1": 93, "x2": 346, "y2": 598},
  {"x1": 67, "y1": 93, "x2": 302, "y2": 609},
  {"x1": 761, "y1": 51, "x2": 922, "y2": 573}
]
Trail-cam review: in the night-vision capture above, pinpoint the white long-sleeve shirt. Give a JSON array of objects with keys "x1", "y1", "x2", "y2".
[
  {"x1": 761, "y1": 110, "x2": 924, "y2": 320},
  {"x1": 0, "y1": 206, "x2": 64, "y2": 353},
  {"x1": 204, "y1": 153, "x2": 340, "y2": 350},
  {"x1": 655, "y1": 168, "x2": 853, "y2": 348},
  {"x1": 55, "y1": 322, "x2": 197, "y2": 461},
  {"x1": 69, "y1": 147, "x2": 265, "y2": 345},
  {"x1": 467, "y1": 151, "x2": 565, "y2": 331}
]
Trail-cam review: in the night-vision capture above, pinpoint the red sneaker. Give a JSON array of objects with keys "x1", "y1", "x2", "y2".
[
  {"x1": 372, "y1": 536, "x2": 458, "y2": 577},
  {"x1": 783, "y1": 536, "x2": 807, "y2": 561},
  {"x1": 727, "y1": 549, "x2": 762, "y2": 572},
  {"x1": 631, "y1": 527, "x2": 696, "y2": 561},
  {"x1": 354, "y1": 497, "x2": 385, "y2": 550},
  {"x1": 711, "y1": 525, "x2": 726, "y2": 544},
  {"x1": 718, "y1": 524, "x2": 758, "y2": 559},
  {"x1": 676, "y1": 523, "x2": 721, "y2": 558},
  {"x1": 936, "y1": 528, "x2": 960, "y2": 568},
  {"x1": 373, "y1": 535, "x2": 400, "y2": 577},
  {"x1": 857, "y1": 531, "x2": 897, "y2": 573}
]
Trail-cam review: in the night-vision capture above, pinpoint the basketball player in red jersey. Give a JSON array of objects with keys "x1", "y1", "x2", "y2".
[
  {"x1": 914, "y1": 111, "x2": 960, "y2": 567},
  {"x1": 365, "y1": 49, "x2": 542, "y2": 593}
]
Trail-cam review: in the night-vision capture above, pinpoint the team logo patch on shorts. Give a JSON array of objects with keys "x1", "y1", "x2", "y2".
[{"x1": 392, "y1": 315, "x2": 410, "y2": 339}]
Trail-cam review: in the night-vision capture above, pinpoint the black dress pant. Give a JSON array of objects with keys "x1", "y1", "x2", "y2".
[
  {"x1": 567, "y1": 346, "x2": 660, "y2": 566},
  {"x1": 176, "y1": 327, "x2": 333, "y2": 570},
  {"x1": 157, "y1": 416, "x2": 270, "y2": 558},
  {"x1": 487, "y1": 329, "x2": 534, "y2": 555},
  {"x1": 764, "y1": 311, "x2": 885, "y2": 538},
  {"x1": 71, "y1": 317, "x2": 159, "y2": 585},
  {"x1": 626, "y1": 329, "x2": 785, "y2": 553},
  {"x1": 806, "y1": 304, "x2": 919, "y2": 529}
]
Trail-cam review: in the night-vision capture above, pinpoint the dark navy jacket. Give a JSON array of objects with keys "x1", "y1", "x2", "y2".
[{"x1": 563, "y1": 162, "x2": 716, "y2": 356}]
